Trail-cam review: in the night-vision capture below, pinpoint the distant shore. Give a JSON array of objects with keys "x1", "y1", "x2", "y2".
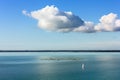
[{"x1": 0, "y1": 50, "x2": 120, "y2": 52}]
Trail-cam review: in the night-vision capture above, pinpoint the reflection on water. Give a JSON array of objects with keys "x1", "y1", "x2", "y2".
[{"x1": 0, "y1": 52, "x2": 120, "y2": 80}]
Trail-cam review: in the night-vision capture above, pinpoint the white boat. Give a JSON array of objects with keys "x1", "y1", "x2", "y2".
[{"x1": 82, "y1": 64, "x2": 85, "y2": 70}]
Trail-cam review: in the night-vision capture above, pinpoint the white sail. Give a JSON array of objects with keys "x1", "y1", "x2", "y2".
[{"x1": 82, "y1": 64, "x2": 85, "y2": 70}]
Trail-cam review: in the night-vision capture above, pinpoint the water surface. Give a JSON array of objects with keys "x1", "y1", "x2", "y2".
[{"x1": 0, "y1": 52, "x2": 120, "y2": 80}]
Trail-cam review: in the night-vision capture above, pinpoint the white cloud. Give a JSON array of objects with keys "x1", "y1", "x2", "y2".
[
  {"x1": 23, "y1": 5, "x2": 120, "y2": 33},
  {"x1": 95, "y1": 13, "x2": 120, "y2": 32},
  {"x1": 74, "y1": 21, "x2": 95, "y2": 33},
  {"x1": 23, "y1": 5, "x2": 84, "y2": 32}
]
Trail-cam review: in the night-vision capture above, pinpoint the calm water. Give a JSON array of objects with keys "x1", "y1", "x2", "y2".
[{"x1": 0, "y1": 52, "x2": 120, "y2": 80}]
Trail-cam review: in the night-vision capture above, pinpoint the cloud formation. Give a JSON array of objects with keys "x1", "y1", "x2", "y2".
[
  {"x1": 95, "y1": 13, "x2": 120, "y2": 32},
  {"x1": 23, "y1": 5, "x2": 120, "y2": 33}
]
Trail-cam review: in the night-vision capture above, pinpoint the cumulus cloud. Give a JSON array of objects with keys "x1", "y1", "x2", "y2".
[
  {"x1": 23, "y1": 5, "x2": 84, "y2": 32},
  {"x1": 23, "y1": 5, "x2": 120, "y2": 33},
  {"x1": 95, "y1": 13, "x2": 120, "y2": 32}
]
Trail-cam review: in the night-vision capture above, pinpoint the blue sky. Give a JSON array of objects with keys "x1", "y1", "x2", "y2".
[{"x1": 0, "y1": 0, "x2": 120, "y2": 50}]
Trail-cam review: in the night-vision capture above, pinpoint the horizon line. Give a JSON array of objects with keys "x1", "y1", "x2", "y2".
[{"x1": 0, "y1": 50, "x2": 120, "y2": 52}]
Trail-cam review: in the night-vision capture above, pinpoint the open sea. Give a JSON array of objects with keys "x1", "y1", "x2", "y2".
[{"x1": 0, "y1": 52, "x2": 120, "y2": 80}]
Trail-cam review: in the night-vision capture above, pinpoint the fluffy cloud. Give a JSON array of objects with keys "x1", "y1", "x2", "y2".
[
  {"x1": 23, "y1": 5, "x2": 120, "y2": 33},
  {"x1": 95, "y1": 13, "x2": 120, "y2": 32},
  {"x1": 23, "y1": 5, "x2": 84, "y2": 32}
]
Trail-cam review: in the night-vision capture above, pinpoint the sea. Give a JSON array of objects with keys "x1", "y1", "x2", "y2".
[{"x1": 0, "y1": 52, "x2": 120, "y2": 80}]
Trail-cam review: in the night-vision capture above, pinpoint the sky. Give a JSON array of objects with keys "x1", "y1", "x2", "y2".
[{"x1": 0, "y1": 0, "x2": 120, "y2": 50}]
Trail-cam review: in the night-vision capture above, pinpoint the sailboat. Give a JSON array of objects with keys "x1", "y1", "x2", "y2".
[{"x1": 82, "y1": 64, "x2": 85, "y2": 70}]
